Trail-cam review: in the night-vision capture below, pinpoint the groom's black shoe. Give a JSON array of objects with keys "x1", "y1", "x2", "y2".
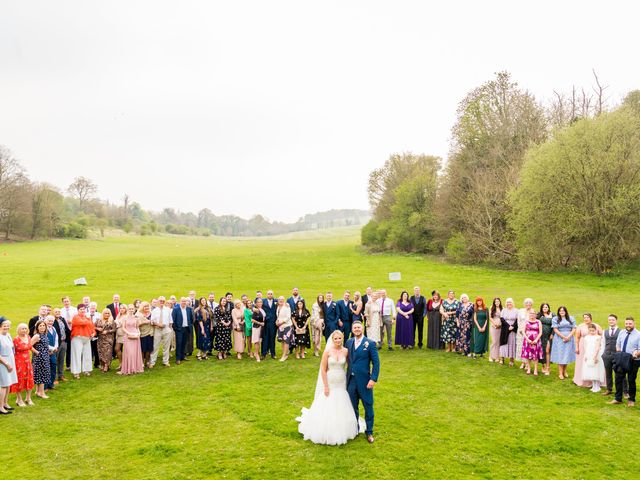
[{"x1": 367, "y1": 435, "x2": 374, "y2": 444}]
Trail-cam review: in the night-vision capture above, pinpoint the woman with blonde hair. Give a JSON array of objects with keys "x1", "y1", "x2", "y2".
[
  {"x1": 114, "y1": 306, "x2": 128, "y2": 368},
  {"x1": 276, "y1": 296, "x2": 293, "y2": 362},
  {"x1": 364, "y1": 292, "x2": 381, "y2": 345},
  {"x1": 0, "y1": 318, "x2": 18, "y2": 414},
  {"x1": 10, "y1": 322, "x2": 36, "y2": 406},
  {"x1": 94, "y1": 309, "x2": 116, "y2": 372},
  {"x1": 137, "y1": 301, "x2": 154, "y2": 368},
  {"x1": 120, "y1": 304, "x2": 144, "y2": 375}
]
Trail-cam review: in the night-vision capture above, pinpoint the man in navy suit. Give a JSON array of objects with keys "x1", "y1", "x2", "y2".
[
  {"x1": 286, "y1": 287, "x2": 304, "y2": 312},
  {"x1": 337, "y1": 291, "x2": 353, "y2": 340},
  {"x1": 346, "y1": 320, "x2": 380, "y2": 443},
  {"x1": 323, "y1": 292, "x2": 340, "y2": 340},
  {"x1": 261, "y1": 290, "x2": 278, "y2": 359},
  {"x1": 171, "y1": 297, "x2": 193, "y2": 365}
]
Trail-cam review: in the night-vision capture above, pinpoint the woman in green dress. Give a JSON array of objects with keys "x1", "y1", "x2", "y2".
[
  {"x1": 537, "y1": 302, "x2": 553, "y2": 376},
  {"x1": 244, "y1": 300, "x2": 254, "y2": 358},
  {"x1": 472, "y1": 296, "x2": 489, "y2": 358}
]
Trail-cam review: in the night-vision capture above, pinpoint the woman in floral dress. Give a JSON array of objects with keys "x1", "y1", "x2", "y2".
[
  {"x1": 521, "y1": 311, "x2": 543, "y2": 375},
  {"x1": 440, "y1": 291, "x2": 460, "y2": 353},
  {"x1": 455, "y1": 294, "x2": 474, "y2": 356}
]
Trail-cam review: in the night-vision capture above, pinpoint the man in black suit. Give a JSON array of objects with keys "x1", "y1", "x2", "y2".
[
  {"x1": 261, "y1": 290, "x2": 278, "y2": 359},
  {"x1": 29, "y1": 305, "x2": 48, "y2": 336},
  {"x1": 602, "y1": 314, "x2": 628, "y2": 396},
  {"x1": 52, "y1": 307, "x2": 71, "y2": 382},
  {"x1": 171, "y1": 297, "x2": 193, "y2": 365},
  {"x1": 410, "y1": 286, "x2": 427, "y2": 349},
  {"x1": 106, "y1": 294, "x2": 121, "y2": 320}
]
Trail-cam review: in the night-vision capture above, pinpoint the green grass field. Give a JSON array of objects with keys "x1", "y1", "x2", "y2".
[{"x1": 1, "y1": 228, "x2": 638, "y2": 479}]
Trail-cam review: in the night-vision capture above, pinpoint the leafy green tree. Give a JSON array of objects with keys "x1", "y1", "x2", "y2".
[
  {"x1": 440, "y1": 71, "x2": 547, "y2": 262},
  {"x1": 510, "y1": 103, "x2": 640, "y2": 273}
]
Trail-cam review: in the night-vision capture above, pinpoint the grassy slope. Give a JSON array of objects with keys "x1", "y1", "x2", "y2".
[{"x1": 0, "y1": 228, "x2": 638, "y2": 479}]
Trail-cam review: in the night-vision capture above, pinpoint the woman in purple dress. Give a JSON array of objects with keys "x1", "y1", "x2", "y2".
[{"x1": 395, "y1": 291, "x2": 415, "y2": 349}]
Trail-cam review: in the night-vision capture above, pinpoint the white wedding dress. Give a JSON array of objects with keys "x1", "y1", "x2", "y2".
[{"x1": 296, "y1": 356, "x2": 365, "y2": 445}]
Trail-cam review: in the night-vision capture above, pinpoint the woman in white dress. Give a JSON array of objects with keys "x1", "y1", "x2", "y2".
[
  {"x1": 296, "y1": 330, "x2": 364, "y2": 445},
  {"x1": 581, "y1": 323, "x2": 606, "y2": 392},
  {"x1": 364, "y1": 292, "x2": 381, "y2": 344}
]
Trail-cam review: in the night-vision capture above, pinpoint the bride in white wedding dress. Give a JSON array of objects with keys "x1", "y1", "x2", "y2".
[{"x1": 296, "y1": 330, "x2": 365, "y2": 445}]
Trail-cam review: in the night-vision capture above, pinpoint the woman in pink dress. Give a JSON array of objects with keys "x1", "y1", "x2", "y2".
[
  {"x1": 520, "y1": 311, "x2": 543, "y2": 375},
  {"x1": 120, "y1": 304, "x2": 144, "y2": 375},
  {"x1": 573, "y1": 313, "x2": 602, "y2": 387}
]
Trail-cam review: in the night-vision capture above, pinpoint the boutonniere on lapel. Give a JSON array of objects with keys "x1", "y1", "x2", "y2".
[{"x1": 363, "y1": 341, "x2": 369, "y2": 350}]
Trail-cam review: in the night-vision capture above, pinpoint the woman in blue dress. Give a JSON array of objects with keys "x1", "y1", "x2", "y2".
[{"x1": 549, "y1": 306, "x2": 576, "y2": 380}]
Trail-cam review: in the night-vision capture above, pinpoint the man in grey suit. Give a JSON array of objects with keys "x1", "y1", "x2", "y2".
[{"x1": 602, "y1": 314, "x2": 628, "y2": 396}]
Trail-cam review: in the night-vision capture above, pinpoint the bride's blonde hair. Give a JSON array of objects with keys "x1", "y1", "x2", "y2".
[{"x1": 330, "y1": 330, "x2": 344, "y2": 344}]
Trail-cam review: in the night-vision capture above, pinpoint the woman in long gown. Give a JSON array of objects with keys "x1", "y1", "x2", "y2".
[
  {"x1": 364, "y1": 292, "x2": 381, "y2": 345},
  {"x1": 276, "y1": 297, "x2": 293, "y2": 362},
  {"x1": 574, "y1": 313, "x2": 603, "y2": 387},
  {"x1": 455, "y1": 294, "x2": 474, "y2": 356},
  {"x1": 296, "y1": 330, "x2": 364, "y2": 445},
  {"x1": 489, "y1": 298, "x2": 502, "y2": 362},
  {"x1": 10, "y1": 323, "x2": 35, "y2": 406},
  {"x1": 193, "y1": 298, "x2": 213, "y2": 360},
  {"x1": 440, "y1": 291, "x2": 459, "y2": 353},
  {"x1": 550, "y1": 306, "x2": 576, "y2": 380},
  {"x1": 310, "y1": 295, "x2": 325, "y2": 357},
  {"x1": 395, "y1": 291, "x2": 415, "y2": 349},
  {"x1": 472, "y1": 297, "x2": 488, "y2": 358},
  {"x1": 94, "y1": 309, "x2": 116, "y2": 372},
  {"x1": 214, "y1": 299, "x2": 232, "y2": 360},
  {"x1": 231, "y1": 300, "x2": 246, "y2": 360},
  {"x1": 499, "y1": 298, "x2": 519, "y2": 366},
  {"x1": 244, "y1": 300, "x2": 254, "y2": 358},
  {"x1": 538, "y1": 303, "x2": 553, "y2": 375},
  {"x1": 426, "y1": 290, "x2": 442, "y2": 350},
  {"x1": 120, "y1": 304, "x2": 144, "y2": 375}
]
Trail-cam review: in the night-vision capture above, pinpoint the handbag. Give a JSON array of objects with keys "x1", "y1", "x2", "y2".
[{"x1": 612, "y1": 332, "x2": 633, "y2": 374}]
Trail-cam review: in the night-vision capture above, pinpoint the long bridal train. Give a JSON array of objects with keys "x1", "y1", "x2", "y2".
[{"x1": 296, "y1": 356, "x2": 365, "y2": 445}]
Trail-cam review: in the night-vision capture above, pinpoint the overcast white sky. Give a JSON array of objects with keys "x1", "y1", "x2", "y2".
[{"x1": 1, "y1": 1, "x2": 638, "y2": 222}]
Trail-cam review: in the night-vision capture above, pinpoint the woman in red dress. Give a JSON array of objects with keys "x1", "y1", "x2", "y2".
[{"x1": 10, "y1": 323, "x2": 36, "y2": 406}]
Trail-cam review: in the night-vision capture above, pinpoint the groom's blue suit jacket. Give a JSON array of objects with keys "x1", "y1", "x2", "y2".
[{"x1": 346, "y1": 336, "x2": 380, "y2": 385}]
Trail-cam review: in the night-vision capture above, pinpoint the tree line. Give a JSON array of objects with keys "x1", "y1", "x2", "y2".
[
  {"x1": 362, "y1": 71, "x2": 640, "y2": 274},
  {"x1": 0, "y1": 150, "x2": 370, "y2": 240}
]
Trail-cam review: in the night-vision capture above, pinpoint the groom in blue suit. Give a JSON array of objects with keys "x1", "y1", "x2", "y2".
[{"x1": 346, "y1": 320, "x2": 380, "y2": 443}]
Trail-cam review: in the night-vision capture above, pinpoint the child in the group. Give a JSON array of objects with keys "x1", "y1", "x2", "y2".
[{"x1": 581, "y1": 323, "x2": 605, "y2": 392}]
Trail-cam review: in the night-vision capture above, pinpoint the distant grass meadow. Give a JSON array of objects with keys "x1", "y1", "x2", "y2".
[{"x1": 1, "y1": 227, "x2": 639, "y2": 479}]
